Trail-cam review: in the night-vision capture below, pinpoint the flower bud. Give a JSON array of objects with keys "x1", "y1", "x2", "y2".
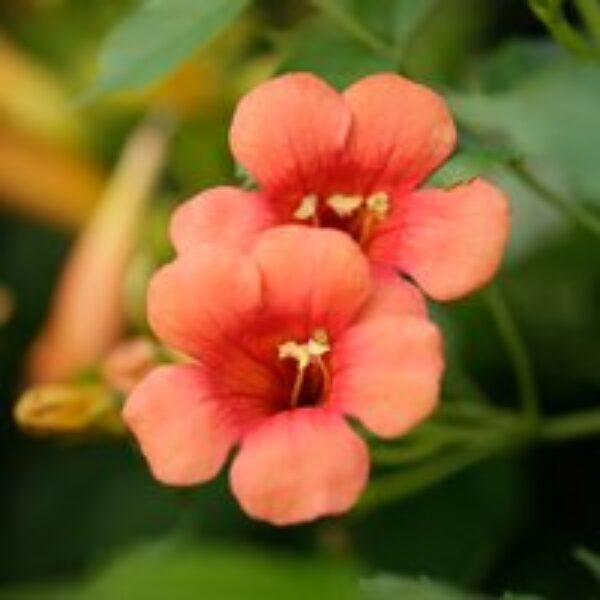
[
  {"x1": 14, "y1": 383, "x2": 125, "y2": 437},
  {"x1": 26, "y1": 113, "x2": 173, "y2": 383}
]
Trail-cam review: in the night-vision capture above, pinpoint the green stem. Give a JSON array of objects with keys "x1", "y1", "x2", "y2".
[
  {"x1": 354, "y1": 447, "x2": 495, "y2": 518},
  {"x1": 483, "y1": 285, "x2": 541, "y2": 423},
  {"x1": 437, "y1": 401, "x2": 518, "y2": 428},
  {"x1": 443, "y1": 366, "x2": 492, "y2": 406},
  {"x1": 370, "y1": 438, "x2": 442, "y2": 466},
  {"x1": 576, "y1": 0, "x2": 600, "y2": 40},
  {"x1": 540, "y1": 408, "x2": 600, "y2": 441},
  {"x1": 358, "y1": 407, "x2": 600, "y2": 515},
  {"x1": 510, "y1": 162, "x2": 600, "y2": 240},
  {"x1": 529, "y1": 0, "x2": 598, "y2": 60},
  {"x1": 545, "y1": 17, "x2": 597, "y2": 59},
  {"x1": 308, "y1": 0, "x2": 397, "y2": 61}
]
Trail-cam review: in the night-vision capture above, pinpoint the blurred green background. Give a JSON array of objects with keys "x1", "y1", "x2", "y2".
[{"x1": 0, "y1": 0, "x2": 599, "y2": 598}]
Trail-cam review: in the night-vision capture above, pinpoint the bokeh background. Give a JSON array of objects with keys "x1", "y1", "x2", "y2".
[{"x1": 1, "y1": 0, "x2": 599, "y2": 598}]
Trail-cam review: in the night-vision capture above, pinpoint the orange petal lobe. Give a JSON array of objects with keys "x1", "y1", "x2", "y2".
[
  {"x1": 331, "y1": 316, "x2": 443, "y2": 438},
  {"x1": 124, "y1": 365, "x2": 239, "y2": 485},
  {"x1": 343, "y1": 73, "x2": 456, "y2": 193},
  {"x1": 370, "y1": 178, "x2": 510, "y2": 300},
  {"x1": 170, "y1": 187, "x2": 274, "y2": 254},
  {"x1": 230, "y1": 73, "x2": 352, "y2": 210},
  {"x1": 230, "y1": 407, "x2": 369, "y2": 525}
]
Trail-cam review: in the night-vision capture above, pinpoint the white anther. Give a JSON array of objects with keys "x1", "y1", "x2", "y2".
[
  {"x1": 294, "y1": 194, "x2": 318, "y2": 220},
  {"x1": 366, "y1": 192, "x2": 390, "y2": 219},
  {"x1": 326, "y1": 194, "x2": 363, "y2": 217},
  {"x1": 278, "y1": 330, "x2": 330, "y2": 369}
]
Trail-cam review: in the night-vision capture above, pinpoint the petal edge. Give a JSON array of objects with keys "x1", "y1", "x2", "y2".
[
  {"x1": 124, "y1": 365, "x2": 238, "y2": 485},
  {"x1": 230, "y1": 408, "x2": 369, "y2": 525},
  {"x1": 370, "y1": 178, "x2": 510, "y2": 300}
]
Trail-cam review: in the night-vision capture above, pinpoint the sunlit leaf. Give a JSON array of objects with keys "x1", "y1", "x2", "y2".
[
  {"x1": 83, "y1": 543, "x2": 358, "y2": 600},
  {"x1": 450, "y1": 57, "x2": 600, "y2": 203},
  {"x1": 91, "y1": 0, "x2": 249, "y2": 95}
]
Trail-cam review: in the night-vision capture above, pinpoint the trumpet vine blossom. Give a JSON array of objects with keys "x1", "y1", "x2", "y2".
[
  {"x1": 124, "y1": 227, "x2": 443, "y2": 525},
  {"x1": 171, "y1": 72, "x2": 510, "y2": 301}
]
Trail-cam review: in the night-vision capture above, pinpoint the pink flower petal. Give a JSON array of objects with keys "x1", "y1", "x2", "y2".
[
  {"x1": 123, "y1": 365, "x2": 239, "y2": 485},
  {"x1": 170, "y1": 187, "x2": 274, "y2": 254},
  {"x1": 230, "y1": 407, "x2": 369, "y2": 525},
  {"x1": 251, "y1": 226, "x2": 371, "y2": 337},
  {"x1": 230, "y1": 73, "x2": 352, "y2": 213},
  {"x1": 370, "y1": 178, "x2": 510, "y2": 300},
  {"x1": 343, "y1": 73, "x2": 456, "y2": 193},
  {"x1": 148, "y1": 245, "x2": 262, "y2": 359},
  {"x1": 331, "y1": 316, "x2": 443, "y2": 438},
  {"x1": 359, "y1": 268, "x2": 427, "y2": 320}
]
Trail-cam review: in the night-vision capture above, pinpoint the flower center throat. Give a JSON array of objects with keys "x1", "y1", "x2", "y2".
[
  {"x1": 278, "y1": 329, "x2": 331, "y2": 408},
  {"x1": 293, "y1": 191, "x2": 390, "y2": 246}
]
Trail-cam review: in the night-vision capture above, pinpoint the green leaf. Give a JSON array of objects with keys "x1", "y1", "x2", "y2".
[
  {"x1": 427, "y1": 147, "x2": 518, "y2": 188},
  {"x1": 234, "y1": 162, "x2": 258, "y2": 190},
  {"x1": 361, "y1": 574, "x2": 476, "y2": 600},
  {"x1": 450, "y1": 54, "x2": 600, "y2": 204},
  {"x1": 90, "y1": 0, "x2": 249, "y2": 95},
  {"x1": 398, "y1": 0, "x2": 497, "y2": 82},
  {"x1": 278, "y1": 18, "x2": 395, "y2": 89},
  {"x1": 310, "y1": 0, "x2": 438, "y2": 57},
  {"x1": 500, "y1": 594, "x2": 545, "y2": 600},
  {"x1": 353, "y1": 460, "x2": 527, "y2": 585},
  {"x1": 82, "y1": 542, "x2": 359, "y2": 600},
  {"x1": 387, "y1": 0, "x2": 439, "y2": 54},
  {"x1": 0, "y1": 584, "x2": 76, "y2": 600},
  {"x1": 574, "y1": 547, "x2": 600, "y2": 582},
  {"x1": 475, "y1": 39, "x2": 559, "y2": 93},
  {"x1": 363, "y1": 574, "x2": 544, "y2": 600},
  {"x1": 528, "y1": 0, "x2": 563, "y2": 19}
]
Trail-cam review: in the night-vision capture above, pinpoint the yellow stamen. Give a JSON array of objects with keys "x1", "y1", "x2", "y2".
[
  {"x1": 358, "y1": 192, "x2": 390, "y2": 246},
  {"x1": 288, "y1": 364, "x2": 307, "y2": 409},
  {"x1": 278, "y1": 340, "x2": 311, "y2": 370},
  {"x1": 293, "y1": 190, "x2": 390, "y2": 247},
  {"x1": 365, "y1": 191, "x2": 390, "y2": 219},
  {"x1": 326, "y1": 194, "x2": 363, "y2": 217},
  {"x1": 293, "y1": 194, "x2": 318, "y2": 221},
  {"x1": 278, "y1": 330, "x2": 330, "y2": 407}
]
